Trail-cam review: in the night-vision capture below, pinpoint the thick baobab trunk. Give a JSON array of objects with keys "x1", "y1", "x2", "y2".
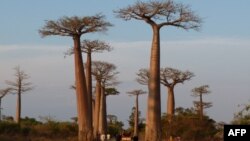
[
  {"x1": 93, "y1": 81, "x2": 102, "y2": 140},
  {"x1": 99, "y1": 86, "x2": 108, "y2": 140},
  {"x1": 134, "y1": 95, "x2": 139, "y2": 137},
  {"x1": 73, "y1": 36, "x2": 93, "y2": 141},
  {"x1": 199, "y1": 94, "x2": 203, "y2": 120},
  {"x1": 146, "y1": 25, "x2": 161, "y2": 141},
  {"x1": 86, "y1": 53, "x2": 93, "y2": 125},
  {"x1": 16, "y1": 92, "x2": 21, "y2": 124},
  {"x1": 167, "y1": 87, "x2": 175, "y2": 122}
]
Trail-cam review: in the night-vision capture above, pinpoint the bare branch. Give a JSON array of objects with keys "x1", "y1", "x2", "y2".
[
  {"x1": 136, "y1": 68, "x2": 149, "y2": 85},
  {"x1": 0, "y1": 88, "x2": 12, "y2": 98},
  {"x1": 91, "y1": 61, "x2": 119, "y2": 87},
  {"x1": 114, "y1": 0, "x2": 202, "y2": 30},
  {"x1": 39, "y1": 14, "x2": 112, "y2": 38},
  {"x1": 65, "y1": 39, "x2": 112, "y2": 56},
  {"x1": 191, "y1": 85, "x2": 211, "y2": 97},
  {"x1": 160, "y1": 67, "x2": 194, "y2": 87},
  {"x1": 5, "y1": 66, "x2": 33, "y2": 95},
  {"x1": 127, "y1": 89, "x2": 147, "y2": 96}
]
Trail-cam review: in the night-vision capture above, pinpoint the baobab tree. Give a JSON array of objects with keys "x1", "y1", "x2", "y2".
[
  {"x1": 66, "y1": 40, "x2": 112, "y2": 125},
  {"x1": 127, "y1": 89, "x2": 146, "y2": 138},
  {"x1": 137, "y1": 68, "x2": 194, "y2": 119},
  {"x1": 5, "y1": 66, "x2": 33, "y2": 124},
  {"x1": 115, "y1": 1, "x2": 201, "y2": 140},
  {"x1": 0, "y1": 88, "x2": 11, "y2": 121},
  {"x1": 91, "y1": 61, "x2": 119, "y2": 140},
  {"x1": 191, "y1": 85, "x2": 212, "y2": 120},
  {"x1": 160, "y1": 67, "x2": 194, "y2": 122},
  {"x1": 39, "y1": 14, "x2": 112, "y2": 141}
]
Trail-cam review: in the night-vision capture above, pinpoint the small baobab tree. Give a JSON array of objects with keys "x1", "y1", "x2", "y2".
[
  {"x1": 39, "y1": 14, "x2": 112, "y2": 141},
  {"x1": 127, "y1": 89, "x2": 146, "y2": 138},
  {"x1": 5, "y1": 66, "x2": 33, "y2": 124},
  {"x1": 160, "y1": 67, "x2": 194, "y2": 122},
  {"x1": 191, "y1": 85, "x2": 212, "y2": 120},
  {"x1": 0, "y1": 88, "x2": 12, "y2": 121},
  {"x1": 137, "y1": 68, "x2": 194, "y2": 120},
  {"x1": 92, "y1": 61, "x2": 119, "y2": 140},
  {"x1": 115, "y1": 1, "x2": 201, "y2": 140}
]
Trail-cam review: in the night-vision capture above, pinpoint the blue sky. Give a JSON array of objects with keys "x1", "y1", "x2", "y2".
[{"x1": 1, "y1": 0, "x2": 250, "y2": 126}]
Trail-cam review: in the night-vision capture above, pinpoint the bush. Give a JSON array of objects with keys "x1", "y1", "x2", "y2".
[
  {"x1": 0, "y1": 116, "x2": 78, "y2": 140},
  {"x1": 0, "y1": 122, "x2": 20, "y2": 134}
]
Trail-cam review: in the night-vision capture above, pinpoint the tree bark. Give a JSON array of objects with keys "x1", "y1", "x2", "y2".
[
  {"x1": 146, "y1": 25, "x2": 161, "y2": 141},
  {"x1": 167, "y1": 87, "x2": 175, "y2": 122},
  {"x1": 199, "y1": 93, "x2": 203, "y2": 120},
  {"x1": 0, "y1": 98, "x2": 1, "y2": 122},
  {"x1": 93, "y1": 81, "x2": 101, "y2": 140},
  {"x1": 103, "y1": 91, "x2": 107, "y2": 140},
  {"x1": 99, "y1": 86, "x2": 107, "y2": 140},
  {"x1": 73, "y1": 36, "x2": 93, "y2": 141},
  {"x1": 86, "y1": 52, "x2": 93, "y2": 126},
  {"x1": 15, "y1": 92, "x2": 21, "y2": 124},
  {"x1": 134, "y1": 95, "x2": 139, "y2": 137}
]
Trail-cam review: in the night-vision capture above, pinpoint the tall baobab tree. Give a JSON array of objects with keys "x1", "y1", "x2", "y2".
[
  {"x1": 160, "y1": 67, "x2": 194, "y2": 122},
  {"x1": 127, "y1": 89, "x2": 146, "y2": 138},
  {"x1": 115, "y1": 1, "x2": 201, "y2": 140},
  {"x1": 191, "y1": 85, "x2": 212, "y2": 120},
  {"x1": 5, "y1": 66, "x2": 33, "y2": 124},
  {"x1": 92, "y1": 61, "x2": 119, "y2": 140},
  {"x1": 0, "y1": 88, "x2": 11, "y2": 121},
  {"x1": 39, "y1": 14, "x2": 112, "y2": 141},
  {"x1": 66, "y1": 40, "x2": 112, "y2": 125}
]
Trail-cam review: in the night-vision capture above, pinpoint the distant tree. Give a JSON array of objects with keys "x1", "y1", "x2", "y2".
[
  {"x1": 5, "y1": 66, "x2": 33, "y2": 124},
  {"x1": 232, "y1": 102, "x2": 250, "y2": 124},
  {"x1": 0, "y1": 88, "x2": 12, "y2": 121},
  {"x1": 191, "y1": 85, "x2": 212, "y2": 120},
  {"x1": 160, "y1": 67, "x2": 194, "y2": 122},
  {"x1": 107, "y1": 115, "x2": 118, "y2": 124},
  {"x1": 71, "y1": 117, "x2": 78, "y2": 124},
  {"x1": 162, "y1": 107, "x2": 217, "y2": 141},
  {"x1": 115, "y1": 0, "x2": 201, "y2": 140},
  {"x1": 107, "y1": 114, "x2": 124, "y2": 136},
  {"x1": 21, "y1": 116, "x2": 42, "y2": 126},
  {"x1": 128, "y1": 107, "x2": 146, "y2": 135},
  {"x1": 105, "y1": 87, "x2": 120, "y2": 96},
  {"x1": 137, "y1": 68, "x2": 194, "y2": 121},
  {"x1": 2, "y1": 115, "x2": 14, "y2": 122},
  {"x1": 127, "y1": 89, "x2": 146, "y2": 137},
  {"x1": 39, "y1": 14, "x2": 112, "y2": 141},
  {"x1": 91, "y1": 61, "x2": 119, "y2": 140}
]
